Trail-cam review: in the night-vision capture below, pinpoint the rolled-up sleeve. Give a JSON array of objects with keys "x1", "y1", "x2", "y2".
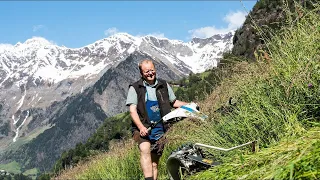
[
  {"x1": 126, "y1": 86, "x2": 138, "y2": 106},
  {"x1": 167, "y1": 83, "x2": 176, "y2": 103}
]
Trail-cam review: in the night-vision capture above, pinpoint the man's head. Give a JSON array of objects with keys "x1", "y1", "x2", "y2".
[{"x1": 139, "y1": 59, "x2": 157, "y2": 84}]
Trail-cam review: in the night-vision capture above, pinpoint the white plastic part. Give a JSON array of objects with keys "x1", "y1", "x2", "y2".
[
  {"x1": 147, "y1": 103, "x2": 208, "y2": 132},
  {"x1": 162, "y1": 102, "x2": 207, "y2": 122},
  {"x1": 194, "y1": 141, "x2": 257, "y2": 151}
]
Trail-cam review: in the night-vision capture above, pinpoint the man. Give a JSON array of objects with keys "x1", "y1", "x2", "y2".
[{"x1": 126, "y1": 59, "x2": 188, "y2": 180}]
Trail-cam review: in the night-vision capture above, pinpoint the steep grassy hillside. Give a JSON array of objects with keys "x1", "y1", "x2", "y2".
[
  {"x1": 51, "y1": 112, "x2": 132, "y2": 175},
  {"x1": 54, "y1": 1, "x2": 320, "y2": 180},
  {"x1": 191, "y1": 128, "x2": 320, "y2": 179}
]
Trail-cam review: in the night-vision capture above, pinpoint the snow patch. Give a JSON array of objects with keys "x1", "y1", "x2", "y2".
[
  {"x1": 13, "y1": 110, "x2": 29, "y2": 142},
  {"x1": 15, "y1": 85, "x2": 27, "y2": 113}
]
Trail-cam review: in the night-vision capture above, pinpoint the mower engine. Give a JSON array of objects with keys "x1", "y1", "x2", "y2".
[
  {"x1": 166, "y1": 143, "x2": 219, "y2": 180},
  {"x1": 166, "y1": 140, "x2": 257, "y2": 180}
]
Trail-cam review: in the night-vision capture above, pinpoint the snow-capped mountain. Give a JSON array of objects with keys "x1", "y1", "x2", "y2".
[{"x1": 0, "y1": 31, "x2": 233, "y2": 89}]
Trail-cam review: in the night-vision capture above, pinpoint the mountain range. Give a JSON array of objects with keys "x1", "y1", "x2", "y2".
[{"x1": 0, "y1": 31, "x2": 234, "y2": 172}]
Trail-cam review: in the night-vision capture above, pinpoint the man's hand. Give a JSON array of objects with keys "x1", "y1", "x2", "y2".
[
  {"x1": 172, "y1": 100, "x2": 188, "y2": 108},
  {"x1": 139, "y1": 126, "x2": 149, "y2": 137},
  {"x1": 195, "y1": 103, "x2": 200, "y2": 111}
]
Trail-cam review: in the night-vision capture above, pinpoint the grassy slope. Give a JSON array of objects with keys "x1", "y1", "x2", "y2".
[
  {"x1": 189, "y1": 3, "x2": 320, "y2": 179},
  {"x1": 0, "y1": 161, "x2": 21, "y2": 174},
  {"x1": 51, "y1": 111, "x2": 132, "y2": 175},
  {"x1": 23, "y1": 168, "x2": 39, "y2": 179},
  {"x1": 0, "y1": 125, "x2": 51, "y2": 175},
  {"x1": 55, "y1": 3, "x2": 320, "y2": 180},
  {"x1": 191, "y1": 127, "x2": 320, "y2": 180}
]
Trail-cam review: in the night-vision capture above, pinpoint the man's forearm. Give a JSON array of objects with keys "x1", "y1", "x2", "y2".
[
  {"x1": 173, "y1": 100, "x2": 188, "y2": 108},
  {"x1": 130, "y1": 111, "x2": 145, "y2": 130},
  {"x1": 129, "y1": 105, "x2": 145, "y2": 130}
]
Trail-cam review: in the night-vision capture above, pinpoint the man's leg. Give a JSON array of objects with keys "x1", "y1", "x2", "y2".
[
  {"x1": 150, "y1": 137, "x2": 167, "y2": 180},
  {"x1": 139, "y1": 141, "x2": 153, "y2": 179},
  {"x1": 151, "y1": 153, "x2": 160, "y2": 180}
]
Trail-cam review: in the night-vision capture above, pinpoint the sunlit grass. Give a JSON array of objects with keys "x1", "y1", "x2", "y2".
[{"x1": 190, "y1": 127, "x2": 320, "y2": 180}]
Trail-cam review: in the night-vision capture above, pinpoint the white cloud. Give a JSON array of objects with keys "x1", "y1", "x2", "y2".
[
  {"x1": 188, "y1": 10, "x2": 247, "y2": 39},
  {"x1": 33, "y1": 25, "x2": 45, "y2": 32},
  {"x1": 224, "y1": 11, "x2": 247, "y2": 30},
  {"x1": 104, "y1": 27, "x2": 119, "y2": 36}
]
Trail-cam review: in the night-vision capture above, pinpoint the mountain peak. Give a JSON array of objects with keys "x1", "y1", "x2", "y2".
[
  {"x1": 110, "y1": 32, "x2": 133, "y2": 37},
  {"x1": 190, "y1": 30, "x2": 235, "y2": 46},
  {"x1": 23, "y1": 36, "x2": 52, "y2": 46},
  {"x1": 0, "y1": 44, "x2": 14, "y2": 54},
  {"x1": 191, "y1": 30, "x2": 234, "y2": 41},
  {"x1": 143, "y1": 34, "x2": 165, "y2": 39},
  {"x1": 108, "y1": 32, "x2": 136, "y2": 41},
  {"x1": 0, "y1": 43, "x2": 13, "y2": 51}
]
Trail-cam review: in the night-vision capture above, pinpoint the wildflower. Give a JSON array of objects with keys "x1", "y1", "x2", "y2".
[{"x1": 308, "y1": 83, "x2": 313, "y2": 88}]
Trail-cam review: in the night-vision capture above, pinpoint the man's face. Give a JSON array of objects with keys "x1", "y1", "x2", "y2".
[{"x1": 140, "y1": 62, "x2": 156, "y2": 83}]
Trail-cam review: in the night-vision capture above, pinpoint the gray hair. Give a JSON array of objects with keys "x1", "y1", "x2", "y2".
[{"x1": 138, "y1": 59, "x2": 154, "y2": 73}]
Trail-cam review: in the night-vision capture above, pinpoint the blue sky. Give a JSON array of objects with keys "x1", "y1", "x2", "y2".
[{"x1": 0, "y1": 1, "x2": 257, "y2": 48}]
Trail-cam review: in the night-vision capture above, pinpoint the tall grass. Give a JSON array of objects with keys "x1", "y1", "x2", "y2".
[
  {"x1": 76, "y1": 141, "x2": 141, "y2": 180},
  {"x1": 55, "y1": 2, "x2": 320, "y2": 180},
  {"x1": 190, "y1": 127, "x2": 320, "y2": 179},
  {"x1": 186, "y1": 1, "x2": 320, "y2": 179},
  {"x1": 190, "y1": 0, "x2": 320, "y2": 147},
  {"x1": 54, "y1": 140, "x2": 143, "y2": 180}
]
